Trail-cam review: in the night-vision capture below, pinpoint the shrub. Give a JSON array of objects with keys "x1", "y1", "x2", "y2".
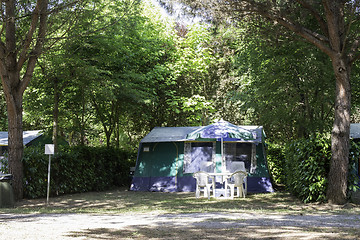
[
  {"x1": 266, "y1": 143, "x2": 286, "y2": 185},
  {"x1": 22, "y1": 146, "x2": 49, "y2": 198},
  {"x1": 22, "y1": 145, "x2": 135, "y2": 199},
  {"x1": 284, "y1": 134, "x2": 331, "y2": 203},
  {"x1": 283, "y1": 134, "x2": 360, "y2": 203}
]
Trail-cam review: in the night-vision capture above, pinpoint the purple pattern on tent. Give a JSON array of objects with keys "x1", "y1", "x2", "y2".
[
  {"x1": 130, "y1": 176, "x2": 274, "y2": 193},
  {"x1": 186, "y1": 120, "x2": 256, "y2": 141}
]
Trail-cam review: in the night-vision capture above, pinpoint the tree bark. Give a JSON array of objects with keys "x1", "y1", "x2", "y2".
[
  {"x1": 327, "y1": 55, "x2": 351, "y2": 204},
  {"x1": 6, "y1": 86, "x2": 24, "y2": 200}
]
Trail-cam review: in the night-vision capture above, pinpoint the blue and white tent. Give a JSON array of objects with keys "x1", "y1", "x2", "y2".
[{"x1": 130, "y1": 121, "x2": 274, "y2": 193}]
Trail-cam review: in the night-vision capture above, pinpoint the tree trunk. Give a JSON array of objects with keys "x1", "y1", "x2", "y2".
[
  {"x1": 327, "y1": 56, "x2": 351, "y2": 204},
  {"x1": 0, "y1": 0, "x2": 48, "y2": 200},
  {"x1": 6, "y1": 87, "x2": 24, "y2": 201}
]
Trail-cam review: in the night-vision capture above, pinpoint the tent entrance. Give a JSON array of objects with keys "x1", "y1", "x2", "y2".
[
  {"x1": 183, "y1": 142, "x2": 215, "y2": 173},
  {"x1": 224, "y1": 142, "x2": 257, "y2": 173}
]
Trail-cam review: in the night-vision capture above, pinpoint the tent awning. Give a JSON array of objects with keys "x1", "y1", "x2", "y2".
[
  {"x1": 186, "y1": 120, "x2": 258, "y2": 142},
  {"x1": 140, "y1": 122, "x2": 264, "y2": 143}
]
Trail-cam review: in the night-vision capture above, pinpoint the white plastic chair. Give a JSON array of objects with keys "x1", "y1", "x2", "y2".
[
  {"x1": 193, "y1": 171, "x2": 215, "y2": 199},
  {"x1": 224, "y1": 170, "x2": 247, "y2": 199}
]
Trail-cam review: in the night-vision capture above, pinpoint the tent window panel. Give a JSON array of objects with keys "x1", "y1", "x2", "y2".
[
  {"x1": 224, "y1": 143, "x2": 252, "y2": 172},
  {"x1": 183, "y1": 142, "x2": 213, "y2": 173}
]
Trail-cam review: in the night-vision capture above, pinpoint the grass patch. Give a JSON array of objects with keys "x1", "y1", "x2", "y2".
[{"x1": 1, "y1": 187, "x2": 360, "y2": 215}]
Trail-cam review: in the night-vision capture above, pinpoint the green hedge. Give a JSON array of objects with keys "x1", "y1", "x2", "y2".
[
  {"x1": 22, "y1": 145, "x2": 135, "y2": 199},
  {"x1": 284, "y1": 134, "x2": 331, "y2": 203},
  {"x1": 283, "y1": 134, "x2": 360, "y2": 203},
  {"x1": 266, "y1": 143, "x2": 286, "y2": 185}
]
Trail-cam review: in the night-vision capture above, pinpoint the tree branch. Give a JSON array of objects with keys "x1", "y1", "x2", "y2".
[
  {"x1": 19, "y1": 0, "x2": 48, "y2": 94},
  {"x1": 43, "y1": 0, "x2": 139, "y2": 53},
  {"x1": 295, "y1": 0, "x2": 328, "y2": 37},
  {"x1": 239, "y1": 0, "x2": 334, "y2": 57},
  {"x1": 17, "y1": 1, "x2": 41, "y2": 70},
  {"x1": 322, "y1": 0, "x2": 344, "y2": 53}
]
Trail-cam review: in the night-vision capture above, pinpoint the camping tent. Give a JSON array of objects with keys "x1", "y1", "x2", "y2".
[{"x1": 130, "y1": 121, "x2": 274, "y2": 193}]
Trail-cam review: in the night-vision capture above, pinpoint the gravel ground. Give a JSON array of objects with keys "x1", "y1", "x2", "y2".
[{"x1": 1, "y1": 212, "x2": 360, "y2": 239}]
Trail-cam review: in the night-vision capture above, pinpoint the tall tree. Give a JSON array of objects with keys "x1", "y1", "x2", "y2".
[
  {"x1": 164, "y1": 0, "x2": 360, "y2": 204},
  {"x1": 0, "y1": 0, "x2": 100, "y2": 200},
  {"x1": 0, "y1": 0, "x2": 49, "y2": 200},
  {"x1": 24, "y1": 0, "x2": 175, "y2": 149}
]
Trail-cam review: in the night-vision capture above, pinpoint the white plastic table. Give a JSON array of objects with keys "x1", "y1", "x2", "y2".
[
  {"x1": 208, "y1": 172, "x2": 248, "y2": 198},
  {"x1": 208, "y1": 172, "x2": 232, "y2": 198}
]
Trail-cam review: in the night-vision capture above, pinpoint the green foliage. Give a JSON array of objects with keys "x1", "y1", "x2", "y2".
[
  {"x1": 161, "y1": 23, "x2": 226, "y2": 126},
  {"x1": 24, "y1": 0, "x2": 176, "y2": 148},
  {"x1": 0, "y1": 90, "x2": 7, "y2": 130},
  {"x1": 227, "y1": 21, "x2": 334, "y2": 141},
  {"x1": 22, "y1": 147, "x2": 49, "y2": 198},
  {"x1": 266, "y1": 143, "x2": 285, "y2": 185},
  {"x1": 282, "y1": 135, "x2": 360, "y2": 203},
  {"x1": 284, "y1": 134, "x2": 331, "y2": 203},
  {"x1": 22, "y1": 145, "x2": 135, "y2": 199}
]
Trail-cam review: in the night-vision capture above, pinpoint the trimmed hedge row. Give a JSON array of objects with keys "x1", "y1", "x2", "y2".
[{"x1": 23, "y1": 145, "x2": 135, "y2": 199}]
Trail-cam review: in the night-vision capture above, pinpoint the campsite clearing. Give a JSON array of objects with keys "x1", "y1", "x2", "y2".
[{"x1": 1, "y1": 188, "x2": 360, "y2": 239}]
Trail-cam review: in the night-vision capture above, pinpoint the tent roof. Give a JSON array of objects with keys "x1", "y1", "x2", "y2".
[
  {"x1": 141, "y1": 124, "x2": 264, "y2": 143},
  {"x1": 141, "y1": 127, "x2": 198, "y2": 143},
  {"x1": 186, "y1": 120, "x2": 257, "y2": 141},
  {"x1": 350, "y1": 123, "x2": 360, "y2": 139},
  {"x1": 0, "y1": 130, "x2": 43, "y2": 146}
]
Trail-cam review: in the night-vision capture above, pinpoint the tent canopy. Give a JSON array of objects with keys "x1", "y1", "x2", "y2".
[
  {"x1": 186, "y1": 120, "x2": 257, "y2": 142},
  {"x1": 141, "y1": 127, "x2": 198, "y2": 143},
  {"x1": 141, "y1": 122, "x2": 264, "y2": 144}
]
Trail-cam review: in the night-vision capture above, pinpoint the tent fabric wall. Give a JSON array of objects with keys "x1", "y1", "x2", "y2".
[{"x1": 130, "y1": 123, "x2": 274, "y2": 193}]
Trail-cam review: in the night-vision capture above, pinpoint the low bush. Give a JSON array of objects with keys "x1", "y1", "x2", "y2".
[
  {"x1": 266, "y1": 143, "x2": 286, "y2": 185},
  {"x1": 22, "y1": 145, "x2": 135, "y2": 199},
  {"x1": 284, "y1": 134, "x2": 331, "y2": 203},
  {"x1": 284, "y1": 134, "x2": 360, "y2": 203}
]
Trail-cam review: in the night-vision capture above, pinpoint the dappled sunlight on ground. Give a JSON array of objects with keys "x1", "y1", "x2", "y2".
[
  {"x1": 67, "y1": 224, "x2": 359, "y2": 240},
  {"x1": 12, "y1": 188, "x2": 360, "y2": 215},
  {"x1": 1, "y1": 188, "x2": 360, "y2": 239}
]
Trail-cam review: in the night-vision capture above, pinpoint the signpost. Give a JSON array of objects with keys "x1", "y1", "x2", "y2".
[{"x1": 45, "y1": 144, "x2": 54, "y2": 205}]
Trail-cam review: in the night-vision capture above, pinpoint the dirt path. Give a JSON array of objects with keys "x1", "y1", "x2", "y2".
[{"x1": 1, "y1": 212, "x2": 360, "y2": 239}]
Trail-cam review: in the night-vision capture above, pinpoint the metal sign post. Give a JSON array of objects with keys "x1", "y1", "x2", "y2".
[{"x1": 45, "y1": 144, "x2": 54, "y2": 205}]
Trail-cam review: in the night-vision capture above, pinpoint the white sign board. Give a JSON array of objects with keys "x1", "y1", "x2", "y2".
[{"x1": 45, "y1": 144, "x2": 54, "y2": 155}]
